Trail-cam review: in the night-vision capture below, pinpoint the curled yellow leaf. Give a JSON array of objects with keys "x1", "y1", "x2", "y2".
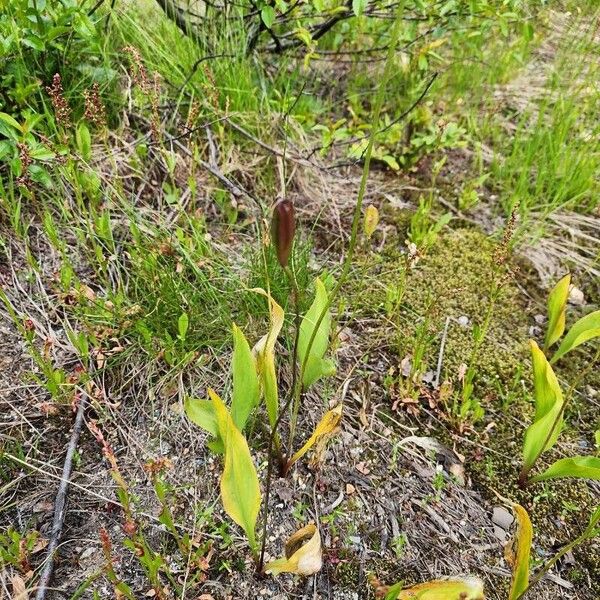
[
  {"x1": 507, "y1": 503, "x2": 532, "y2": 600},
  {"x1": 364, "y1": 205, "x2": 380, "y2": 239},
  {"x1": 288, "y1": 405, "x2": 342, "y2": 468},
  {"x1": 265, "y1": 523, "x2": 322, "y2": 576},
  {"x1": 395, "y1": 577, "x2": 484, "y2": 599},
  {"x1": 251, "y1": 288, "x2": 285, "y2": 427}
]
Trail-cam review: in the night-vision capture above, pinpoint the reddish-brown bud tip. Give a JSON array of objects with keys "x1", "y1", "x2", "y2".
[{"x1": 271, "y1": 198, "x2": 295, "y2": 267}]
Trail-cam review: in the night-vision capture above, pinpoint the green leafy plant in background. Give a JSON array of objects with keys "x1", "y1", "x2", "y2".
[
  {"x1": 0, "y1": 1, "x2": 106, "y2": 191},
  {"x1": 518, "y1": 274, "x2": 600, "y2": 487}
]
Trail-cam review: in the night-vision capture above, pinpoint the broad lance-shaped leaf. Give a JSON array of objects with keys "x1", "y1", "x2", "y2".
[
  {"x1": 184, "y1": 396, "x2": 224, "y2": 453},
  {"x1": 530, "y1": 456, "x2": 600, "y2": 483},
  {"x1": 386, "y1": 577, "x2": 485, "y2": 599},
  {"x1": 507, "y1": 504, "x2": 532, "y2": 600},
  {"x1": 210, "y1": 389, "x2": 261, "y2": 551},
  {"x1": 287, "y1": 405, "x2": 342, "y2": 468},
  {"x1": 522, "y1": 340, "x2": 563, "y2": 471},
  {"x1": 298, "y1": 278, "x2": 336, "y2": 389},
  {"x1": 251, "y1": 289, "x2": 284, "y2": 427},
  {"x1": 551, "y1": 309, "x2": 600, "y2": 363},
  {"x1": 185, "y1": 396, "x2": 217, "y2": 436},
  {"x1": 265, "y1": 523, "x2": 322, "y2": 576},
  {"x1": 231, "y1": 324, "x2": 260, "y2": 431},
  {"x1": 544, "y1": 273, "x2": 570, "y2": 350}
]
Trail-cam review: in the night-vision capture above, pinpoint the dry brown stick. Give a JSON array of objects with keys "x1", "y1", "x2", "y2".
[{"x1": 35, "y1": 393, "x2": 87, "y2": 600}]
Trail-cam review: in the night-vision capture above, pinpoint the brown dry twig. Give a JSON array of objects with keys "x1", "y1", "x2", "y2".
[{"x1": 34, "y1": 391, "x2": 88, "y2": 600}]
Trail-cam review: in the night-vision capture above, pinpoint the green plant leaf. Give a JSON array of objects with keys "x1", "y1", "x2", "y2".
[
  {"x1": 73, "y1": 13, "x2": 97, "y2": 39},
  {"x1": 530, "y1": 456, "x2": 600, "y2": 483},
  {"x1": 261, "y1": 6, "x2": 276, "y2": 28},
  {"x1": 29, "y1": 146, "x2": 55, "y2": 161},
  {"x1": 384, "y1": 582, "x2": 403, "y2": 600},
  {"x1": 388, "y1": 577, "x2": 485, "y2": 599},
  {"x1": 252, "y1": 289, "x2": 284, "y2": 427},
  {"x1": 587, "y1": 506, "x2": 600, "y2": 534},
  {"x1": 551, "y1": 310, "x2": 600, "y2": 363},
  {"x1": 184, "y1": 396, "x2": 224, "y2": 453},
  {"x1": 352, "y1": 0, "x2": 368, "y2": 17},
  {"x1": 184, "y1": 396, "x2": 218, "y2": 437},
  {"x1": 507, "y1": 504, "x2": 532, "y2": 600},
  {"x1": 523, "y1": 340, "x2": 563, "y2": 471},
  {"x1": 210, "y1": 388, "x2": 261, "y2": 551},
  {"x1": 287, "y1": 405, "x2": 342, "y2": 468},
  {"x1": 544, "y1": 273, "x2": 570, "y2": 350},
  {"x1": 265, "y1": 523, "x2": 322, "y2": 576},
  {"x1": 0, "y1": 112, "x2": 22, "y2": 132},
  {"x1": 298, "y1": 278, "x2": 336, "y2": 389},
  {"x1": 76, "y1": 122, "x2": 92, "y2": 161},
  {"x1": 231, "y1": 323, "x2": 260, "y2": 431},
  {"x1": 178, "y1": 312, "x2": 189, "y2": 340}
]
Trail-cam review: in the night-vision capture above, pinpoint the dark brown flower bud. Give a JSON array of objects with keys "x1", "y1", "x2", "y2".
[{"x1": 271, "y1": 198, "x2": 295, "y2": 267}]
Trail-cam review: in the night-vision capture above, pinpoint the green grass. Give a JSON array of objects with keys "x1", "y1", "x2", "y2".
[{"x1": 473, "y1": 6, "x2": 600, "y2": 217}]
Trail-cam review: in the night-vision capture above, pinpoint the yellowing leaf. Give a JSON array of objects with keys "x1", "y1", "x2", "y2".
[
  {"x1": 530, "y1": 456, "x2": 600, "y2": 483},
  {"x1": 231, "y1": 323, "x2": 260, "y2": 431},
  {"x1": 252, "y1": 289, "x2": 285, "y2": 427},
  {"x1": 298, "y1": 278, "x2": 336, "y2": 389},
  {"x1": 418, "y1": 37, "x2": 448, "y2": 58},
  {"x1": 523, "y1": 340, "x2": 563, "y2": 471},
  {"x1": 390, "y1": 577, "x2": 484, "y2": 599},
  {"x1": 551, "y1": 309, "x2": 600, "y2": 363},
  {"x1": 265, "y1": 523, "x2": 322, "y2": 576},
  {"x1": 210, "y1": 388, "x2": 261, "y2": 551},
  {"x1": 288, "y1": 405, "x2": 342, "y2": 468},
  {"x1": 507, "y1": 504, "x2": 532, "y2": 600},
  {"x1": 364, "y1": 205, "x2": 380, "y2": 239},
  {"x1": 544, "y1": 273, "x2": 570, "y2": 350}
]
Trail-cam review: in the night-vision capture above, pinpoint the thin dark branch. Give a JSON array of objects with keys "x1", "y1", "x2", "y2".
[
  {"x1": 378, "y1": 71, "x2": 438, "y2": 134},
  {"x1": 153, "y1": 0, "x2": 201, "y2": 42},
  {"x1": 175, "y1": 53, "x2": 235, "y2": 97},
  {"x1": 35, "y1": 393, "x2": 88, "y2": 600}
]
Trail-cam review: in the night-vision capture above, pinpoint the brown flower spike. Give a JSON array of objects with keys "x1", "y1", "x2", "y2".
[{"x1": 271, "y1": 198, "x2": 295, "y2": 267}]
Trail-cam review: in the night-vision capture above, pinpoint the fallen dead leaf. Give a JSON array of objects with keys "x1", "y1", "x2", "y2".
[
  {"x1": 356, "y1": 461, "x2": 370, "y2": 475},
  {"x1": 11, "y1": 575, "x2": 28, "y2": 600}
]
